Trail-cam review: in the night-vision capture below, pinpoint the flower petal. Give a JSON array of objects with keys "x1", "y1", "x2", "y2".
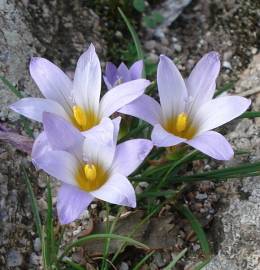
[
  {"x1": 112, "y1": 139, "x2": 153, "y2": 176},
  {"x1": 129, "y1": 60, "x2": 143, "y2": 80},
  {"x1": 83, "y1": 118, "x2": 116, "y2": 170},
  {"x1": 158, "y1": 55, "x2": 187, "y2": 119},
  {"x1": 33, "y1": 150, "x2": 78, "y2": 186},
  {"x1": 104, "y1": 62, "x2": 117, "y2": 89},
  {"x1": 112, "y1": 116, "x2": 121, "y2": 145},
  {"x1": 194, "y1": 96, "x2": 251, "y2": 133},
  {"x1": 187, "y1": 131, "x2": 234, "y2": 160},
  {"x1": 118, "y1": 63, "x2": 131, "y2": 82},
  {"x1": 10, "y1": 98, "x2": 70, "y2": 123},
  {"x1": 186, "y1": 52, "x2": 220, "y2": 111},
  {"x1": 29, "y1": 57, "x2": 73, "y2": 115},
  {"x1": 119, "y1": 94, "x2": 162, "y2": 125},
  {"x1": 151, "y1": 124, "x2": 186, "y2": 147},
  {"x1": 73, "y1": 44, "x2": 101, "y2": 113},
  {"x1": 57, "y1": 184, "x2": 93, "y2": 224},
  {"x1": 99, "y1": 79, "x2": 150, "y2": 117},
  {"x1": 91, "y1": 173, "x2": 136, "y2": 208},
  {"x1": 31, "y1": 132, "x2": 51, "y2": 161},
  {"x1": 42, "y1": 112, "x2": 84, "y2": 158}
]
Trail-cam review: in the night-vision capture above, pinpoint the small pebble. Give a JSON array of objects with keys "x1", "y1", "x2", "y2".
[
  {"x1": 7, "y1": 249, "x2": 23, "y2": 267},
  {"x1": 119, "y1": 262, "x2": 129, "y2": 270},
  {"x1": 33, "y1": 237, "x2": 41, "y2": 252},
  {"x1": 196, "y1": 193, "x2": 208, "y2": 200},
  {"x1": 223, "y1": 61, "x2": 232, "y2": 69}
]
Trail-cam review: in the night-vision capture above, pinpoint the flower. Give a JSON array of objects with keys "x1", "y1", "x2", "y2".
[
  {"x1": 103, "y1": 60, "x2": 143, "y2": 89},
  {"x1": 120, "y1": 52, "x2": 251, "y2": 160},
  {"x1": 10, "y1": 45, "x2": 150, "y2": 131},
  {"x1": 32, "y1": 112, "x2": 153, "y2": 224}
]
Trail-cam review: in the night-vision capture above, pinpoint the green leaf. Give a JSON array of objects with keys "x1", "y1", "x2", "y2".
[
  {"x1": 0, "y1": 75, "x2": 23, "y2": 98},
  {"x1": 133, "y1": 0, "x2": 145, "y2": 12},
  {"x1": 214, "y1": 81, "x2": 234, "y2": 97},
  {"x1": 133, "y1": 250, "x2": 155, "y2": 270},
  {"x1": 239, "y1": 111, "x2": 260, "y2": 119},
  {"x1": 45, "y1": 179, "x2": 55, "y2": 265},
  {"x1": 59, "y1": 233, "x2": 149, "y2": 261},
  {"x1": 118, "y1": 7, "x2": 145, "y2": 76},
  {"x1": 193, "y1": 257, "x2": 212, "y2": 270},
  {"x1": 163, "y1": 248, "x2": 187, "y2": 270},
  {"x1": 172, "y1": 161, "x2": 260, "y2": 184},
  {"x1": 178, "y1": 205, "x2": 211, "y2": 255},
  {"x1": 21, "y1": 166, "x2": 42, "y2": 239}
]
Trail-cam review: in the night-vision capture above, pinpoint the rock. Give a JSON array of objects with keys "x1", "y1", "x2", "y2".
[
  {"x1": 7, "y1": 249, "x2": 23, "y2": 267},
  {"x1": 119, "y1": 262, "x2": 129, "y2": 270},
  {"x1": 30, "y1": 252, "x2": 41, "y2": 265},
  {"x1": 173, "y1": 43, "x2": 182, "y2": 53},
  {"x1": 222, "y1": 61, "x2": 232, "y2": 69},
  {"x1": 33, "y1": 237, "x2": 41, "y2": 252},
  {"x1": 195, "y1": 193, "x2": 208, "y2": 200},
  {"x1": 144, "y1": 40, "x2": 157, "y2": 50}
]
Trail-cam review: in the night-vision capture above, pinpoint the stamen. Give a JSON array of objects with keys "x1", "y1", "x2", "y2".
[
  {"x1": 84, "y1": 164, "x2": 97, "y2": 182},
  {"x1": 176, "y1": 112, "x2": 188, "y2": 132},
  {"x1": 73, "y1": 105, "x2": 87, "y2": 128}
]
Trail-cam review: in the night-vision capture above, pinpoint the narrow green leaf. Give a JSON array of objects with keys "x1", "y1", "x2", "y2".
[
  {"x1": 63, "y1": 258, "x2": 85, "y2": 270},
  {"x1": 193, "y1": 257, "x2": 212, "y2": 270},
  {"x1": 172, "y1": 161, "x2": 260, "y2": 184},
  {"x1": 45, "y1": 179, "x2": 55, "y2": 264},
  {"x1": 239, "y1": 111, "x2": 260, "y2": 119},
  {"x1": 59, "y1": 233, "x2": 149, "y2": 261},
  {"x1": 133, "y1": 250, "x2": 155, "y2": 270},
  {"x1": 0, "y1": 75, "x2": 23, "y2": 98},
  {"x1": 178, "y1": 205, "x2": 210, "y2": 255},
  {"x1": 21, "y1": 166, "x2": 42, "y2": 238},
  {"x1": 118, "y1": 7, "x2": 145, "y2": 76},
  {"x1": 133, "y1": 0, "x2": 145, "y2": 12},
  {"x1": 214, "y1": 81, "x2": 234, "y2": 97},
  {"x1": 163, "y1": 248, "x2": 187, "y2": 270}
]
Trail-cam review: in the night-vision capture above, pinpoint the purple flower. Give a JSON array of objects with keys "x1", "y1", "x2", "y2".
[
  {"x1": 120, "y1": 52, "x2": 251, "y2": 160},
  {"x1": 32, "y1": 112, "x2": 153, "y2": 224},
  {"x1": 103, "y1": 60, "x2": 143, "y2": 89},
  {"x1": 10, "y1": 45, "x2": 150, "y2": 131}
]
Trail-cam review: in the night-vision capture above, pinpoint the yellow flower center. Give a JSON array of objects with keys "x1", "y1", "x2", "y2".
[
  {"x1": 84, "y1": 164, "x2": 97, "y2": 182},
  {"x1": 72, "y1": 105, "x2": 100, "y2": 131},
  {"x1": 164, "y1": 112, "x2": 197, "y2": 139},
  {"x1": 76, "y1": 163, "x2": 108, "y2": 192}
]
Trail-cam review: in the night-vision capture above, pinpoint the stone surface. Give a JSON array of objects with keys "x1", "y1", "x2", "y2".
[{"x1": 205, "y1": 54, "x2": 260, "y2": 270}]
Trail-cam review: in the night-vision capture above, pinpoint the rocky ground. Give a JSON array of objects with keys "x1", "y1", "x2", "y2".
[{"x1": 0, "y1": 0, "x2": 259, "y2": 269}]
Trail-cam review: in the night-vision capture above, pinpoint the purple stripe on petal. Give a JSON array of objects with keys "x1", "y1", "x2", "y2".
[
  {"x1": 187, "y1": 131, "x2": 234, "y2": 160},
  {"x1": 57, "y1": 184, "x2": 93, "y2": 224},
  {"x1": 91, "y1": 173, "x2": 136, "y2": 208},
  {"x1": 151, "y1": 124, "x2": 186, "y2": 147},
  {"x1": 112, "y1": 139, "x2": 153, "y2": 176}
]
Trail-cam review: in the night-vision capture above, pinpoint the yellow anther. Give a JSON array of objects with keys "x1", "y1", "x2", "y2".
[
  {"x1": 84, "y1": 164, "x2": 97, "y2": 182},
  {"x1": 73, "y1": 105, "x2": 87, "y2": 128},
  {"x1": 176, "y1": 112, "x2": 188, "y2": 133}
]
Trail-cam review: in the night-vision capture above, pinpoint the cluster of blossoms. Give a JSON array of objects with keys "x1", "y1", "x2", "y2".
[{"x1": 11, "y1": 44, "x2": 250, "y2": 224}]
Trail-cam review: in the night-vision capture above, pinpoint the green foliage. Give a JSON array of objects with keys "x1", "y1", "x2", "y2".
[
  {"x1": 163, "y1": 248, "x2": 187, "y2": 270},
  {"x1": 133, "y1": 0, "x2": 145, "y2": 12},
  {"x1": 143, "y1": 11, "x2": 164, "y2": 28}
]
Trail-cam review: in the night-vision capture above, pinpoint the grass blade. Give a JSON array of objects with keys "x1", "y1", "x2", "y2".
[
  {"x1": 193, "y1": 257, "x2": 212, "y2": 270},
  {"x1": 172, "y1": 162, "x2": 260, "y2": 183},
  {"x1": 59, "y1": 233, "x2": 149, "y2": 261},
  {"x1": 133, "y1": 250, "x2": 155, "y2": 270},
  {"x1": 178, "y1": 205, "x2": 210, "y2": 256},
  {"x1": 239, "y1": 111, "x2": 260, "y2": 119},
  {"x1": 45, "y1": 179, "x2": 55, "y2": 265},
  {"x1": 163, "y1": 248, "x2": 187, "y2": 270},
  {"x1": 118, "y1": 7, "x2": 145, "y2": 76},
  {"x1": 21, "y1": 166, "x2": 42, "y2": 238},
  {"x1": 0, "y1": 75, "x2": 23, "y2": 98}
]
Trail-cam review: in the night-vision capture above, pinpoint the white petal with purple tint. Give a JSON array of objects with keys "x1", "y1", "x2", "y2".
[
  {"x1": 129, "y1": 60, "x2": 143, "y2": 80},
  {"x1": 187, "y1": 131, "x2": 234, "y2": 160},
  {"x1": 10, "y1": 98, "x2": 70, "y2": 123},
  {"x1": 91, "y1": 173, "x2": 136, "y2": 208},
  {"x1": 112, "y1": 139, "x2": 153, "y2": 176},
  {"x1": 57, "y1": 184, "x2": 93, "y2": 224},
  {"x1": 151, "y1": 124, "x2": 186, "y2": 147}
]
